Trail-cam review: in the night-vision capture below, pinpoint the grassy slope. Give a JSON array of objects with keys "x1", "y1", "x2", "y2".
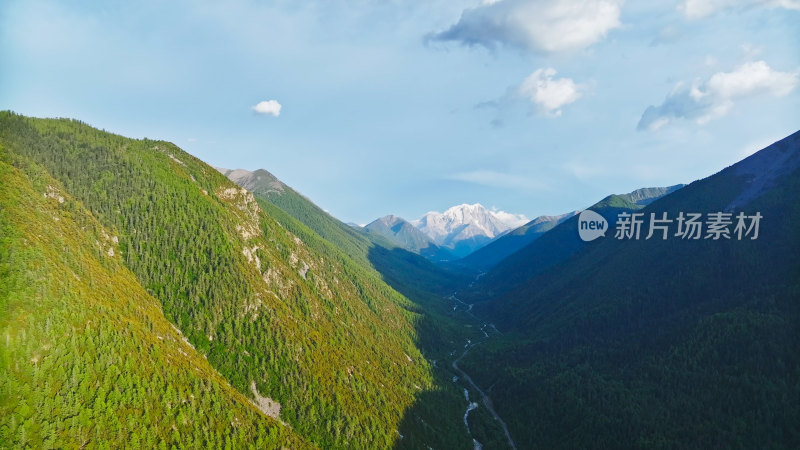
[
  {"x1": 0, "y1": 112, "x2": 437, "y2": 449},
  {"x1": 0, "y1": 152, "x2": 309, "y2": 449}
]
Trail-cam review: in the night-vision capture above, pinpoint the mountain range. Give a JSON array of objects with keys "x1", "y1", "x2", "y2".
[
  {"x1": 412, "y1": 203, "x2": 528, "y2": 258},
  {"x1": 3, "y1": 111, "x2": 798, "y2": 449},
  {"x1": 462, "y1": 131, "x2": 800, "y2": 448},
  {"x1": 363, "y1": 215, "x2": 455, "y2": 262},
  {"x1": 456, "y1": 211, "x2": 577, "y2": 271},
  {"x1": 458, "y1": 184, "x2": 685, "y2": 298},
  {"x1": 360, "y1": 204, "x2": 528, "y2": 261},
  {"x1": 0, "y1": 114, "x2": 476, "y2": 449}
]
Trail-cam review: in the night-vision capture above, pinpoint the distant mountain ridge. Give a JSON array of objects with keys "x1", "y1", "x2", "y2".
[
  {"x1": 457, "y1": 210, "x2": 577, "y2": 271},
  {"x1": 405, "y1": 203, "x2": 527, "y2": 258},
  {"x1": 414, "y1": 203, "x2": 527, "y2": 246},
  {"x1": 460, "y1": 184, "x2": 685, "y2": 300},
  {"x1": 458, "y1": 184, "x2": 683, "y2": 273},
  {"x1": 364, "y1": 215, "x2": 455, "y2": 261}
]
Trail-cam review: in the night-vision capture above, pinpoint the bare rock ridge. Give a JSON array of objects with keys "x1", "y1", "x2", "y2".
[
  {"x1": 250, "y1": 381, "x2": 282, "y2": 420},
  {"x1": 215, "y1": 167, "x2": 285, "y2": 195}
]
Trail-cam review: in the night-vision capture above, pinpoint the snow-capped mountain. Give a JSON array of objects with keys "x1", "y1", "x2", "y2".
[{"x1": 412, "y1": 203, "x2": 528, "y2": 257}]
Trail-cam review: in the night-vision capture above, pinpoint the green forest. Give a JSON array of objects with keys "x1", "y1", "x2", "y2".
[
  {"x1": 0, "y1": 150, "x2": 309, "y2": 448},
  {"x1": 461, "y1": 142, "x2": 800, "y2": 448},
  {"x1": 2, "y1": 111, "x2": 798, "y2": 449},
  {"x1": 0, "y1": 112, "x2": 484, "y2": 449}
]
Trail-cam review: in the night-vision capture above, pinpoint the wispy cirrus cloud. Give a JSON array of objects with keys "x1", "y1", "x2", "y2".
[
  {"x1": 638, "y1": 61, "x2": 799, "y2": 131},
  {"x1": 679, "y1": 0, "x2": 800, "y2": 19},
  {"x1": 446, "y1": 170, "x2": 550, "y2": 191},
  {"x1": 428, "y1": 0, "x2": 624, "y2": 53}
]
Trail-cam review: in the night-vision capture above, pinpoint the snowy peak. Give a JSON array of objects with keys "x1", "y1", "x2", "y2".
[
  {"x1": 416, "y1": 203, "x2": 527, "y2": 242},
  {"x1": 363, "y1": 204, "x2": 529, "y2": 260},
  {"x1": 413, "y1": 203, "x2": 528, "y2": 257}
]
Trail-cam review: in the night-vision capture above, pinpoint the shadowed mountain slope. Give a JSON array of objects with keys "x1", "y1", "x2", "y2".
[{"x1": 462, "y1": 131, "x2": 800, "y2": 449}]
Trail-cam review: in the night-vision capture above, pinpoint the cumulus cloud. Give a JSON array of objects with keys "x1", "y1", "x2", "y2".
[
  {"x1": 446, "y1": 170, "x2": 550, "y2": 191},
  {"x1": 252, "y1": 100, "x2": 282, "y2": 116},
  {"x1": 428, "y1": 0, "x2": 624, "y2": 53},
  {"x1": 518, "y1": 68, "x2": 582, "y2": 116},
  {"x1": 490, "y1": 207, "x2": 530, "y2": 227},
  {"x1": 480, "y1": 68, "x2": 584, "y2": 119},
  {"x1": 679, "y1": 0, "x2": 800, "y2": 19},
  {"x1": 638, "y1": 61, "x2": 798, "y2": 131}
]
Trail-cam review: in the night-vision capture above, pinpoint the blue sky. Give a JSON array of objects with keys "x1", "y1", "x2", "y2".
[{"x1": 2, "y1": 0, "x2": 798, "y2": 224}]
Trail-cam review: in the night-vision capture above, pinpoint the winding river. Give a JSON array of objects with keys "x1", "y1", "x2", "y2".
[{"x1": 449, "y1": 293, "x2": 517, "y2": 450}]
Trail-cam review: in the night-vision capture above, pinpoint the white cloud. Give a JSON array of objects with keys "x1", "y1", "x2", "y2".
[
  {"x1": 707, "y1": 61, "x2": 797, "y2": 97},
  {"x1": 518, "y1": 68, "x2": 582, "y2": 116},
  {"x1": 679, "y1": 0, "x2": 800, "y2": 19},
  {"x1": 638, "y1": 61, "x2": 799, "y2": 131},
  {"x1": 446, "y1": 170, "x2": 550, "y2": 191},
  {"x1": 489, "y1": 208, "x2": 530, "y2": 227},
  {"x1": 429, "y1": 0, "x2": 624, "y2": 53},
  {"x1": 679, "y1": 0, "x2": 730, "y2": 18},
  {"x1": 252, "y1": 100, "x2": 282, "y2": 116}
]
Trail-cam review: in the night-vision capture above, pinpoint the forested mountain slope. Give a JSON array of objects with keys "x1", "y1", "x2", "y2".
[
  {"x1": 0, "y1": 112, "x2": 440, "y2": 449},
  {"x1": 218, "y1": 170, "x2": 493, "y2": 448},
  {"x1": 463, "y1": 185, "x2": 683, "y2": 302},
  {"x1": 0, "y1": 151, "x2": 309, "y2": 448},
  {"x1": 218, "y1": 167, "x2": 472, "y2": 300},
  {"x1": 459, "y1": 185, "x2": 683, "y2": 272},
  {"x1": 463, "y1": 131, "x2": 800, "y2": 448},
  {"x1": 461, "y1": 194, "x2": 642, "y2": 303}
]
